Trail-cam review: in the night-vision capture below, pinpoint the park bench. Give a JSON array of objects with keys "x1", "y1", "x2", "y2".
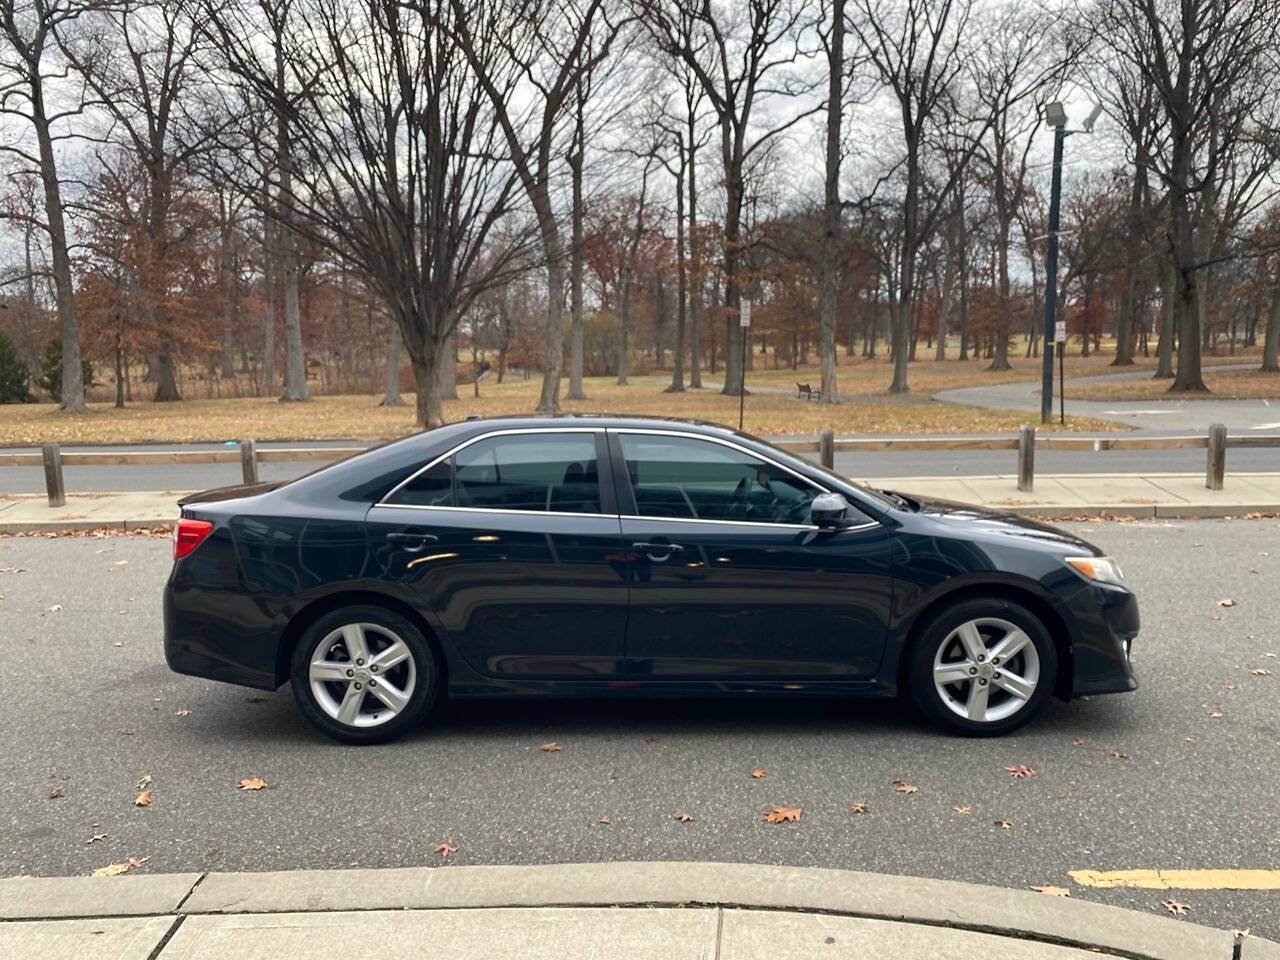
[{"x1": 796, "y1": 382, "x2": 815, "y2": 401}]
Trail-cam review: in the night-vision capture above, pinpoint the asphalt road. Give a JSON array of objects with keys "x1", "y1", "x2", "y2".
[
  {"x1": 4, "y1": 437, "x2": 1280, "y2": 494},
  {"x1": 1, "y1": 520, "x2": 1278, "y2": 938}
]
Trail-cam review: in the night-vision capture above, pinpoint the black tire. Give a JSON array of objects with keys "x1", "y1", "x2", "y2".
[
  {"x1": 907, "y1": 597, "x2": 1058, "y2": 737},
  {"x1": 290, "y1": 604, "x2": 440, "y2": 744}
]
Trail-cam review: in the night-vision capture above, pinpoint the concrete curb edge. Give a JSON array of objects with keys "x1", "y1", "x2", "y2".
[{"x1": 2, "y1": 863, "x2": 1274, "y2": 960}]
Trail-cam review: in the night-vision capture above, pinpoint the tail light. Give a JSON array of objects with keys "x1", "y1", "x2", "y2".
[{"x1": 173, "y1": 518, "x2": 214, "y2": 560}]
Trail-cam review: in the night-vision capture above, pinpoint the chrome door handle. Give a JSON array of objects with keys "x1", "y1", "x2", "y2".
[
  {"x1": 386, "y1": 532, "x2": 439, "y2": 553},
  {"x1": 632, "y1": 541, "x2": 684, "y2": 561}
]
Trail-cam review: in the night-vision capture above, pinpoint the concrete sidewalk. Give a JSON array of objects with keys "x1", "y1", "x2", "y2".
[
  {"x1": 0, "y1": 862, "x2": 1273, "y2": 960},
  {"x1": 1, "y1": 473, "x2": 1277, "y2": 532}
]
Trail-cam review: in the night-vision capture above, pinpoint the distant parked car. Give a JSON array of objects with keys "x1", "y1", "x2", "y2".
[{"x1": 164, "y1": 416, "x2": 1138, "y2": 743}]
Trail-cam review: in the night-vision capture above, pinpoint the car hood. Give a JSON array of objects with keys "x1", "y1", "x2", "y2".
[
  {"x1": 897, "y1": 493, "x2": 1103, "y2": 556},
  {"x1": 178, "y1": 481, "x2": 284, "y2": 506}
]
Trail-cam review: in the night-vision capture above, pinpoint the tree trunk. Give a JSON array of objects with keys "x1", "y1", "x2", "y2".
[
  {"x1": 1154, "y1": 257, "x2": 1175, "y2": 378},
  {"x1": 667, "y1": 141, "x2": 687, "y2": 394},
  {"x1": 1262, "y1": 269, "x2": 1280, "y2": 372},
  {"x1": 262, "y1": 196, "x2": 277, "y2": 395},
  {"x1": 817, "y1": 0, "x2": 843, "y2": 402},
  {"x1": 687, "y1": 108, "x2": 702, "y2": 388},
  {"x1": 381, "y1": 321, "x2": 406, "y2": 406},
  {"x1": 276, "y1": 44, "x2": 310, "y2": 403},
  {"x1": 989, "y1": 166, "x2": 1013, "y2": 372},
  {"x1": 31, "y1": 79, "x2": 86, "y2": 412},
  {"x1": 567, "y1": 115, "x2": 587, "y2": 400},
  {"x1": 534, "y1": 189, "x2": 565, "y2": 413},
  {"x1": 409, "y1": 342, "x2": 443, "y2": 428},
  {"x1": 114, "y1": 331, "x2": 125, "y2": 409},
  {"x1": 439, "y1": 330, "x2": 458, "y2": 400},
  {"x1": 1169, "y1": 186, "x2": 1207, "y2": 392},
  {"x1": 220, "y1": 196, "x2": 237, "y2": 380}
]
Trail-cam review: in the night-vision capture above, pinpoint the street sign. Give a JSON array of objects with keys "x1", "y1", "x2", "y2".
[
  {"x1": 740, "y1": 301, "x2": 752, "y2": 328},
  {"x1": 1055, "y1": 320, "x2": 1066, "y2": 344}
]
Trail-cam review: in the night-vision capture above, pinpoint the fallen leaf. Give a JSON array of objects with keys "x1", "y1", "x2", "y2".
[
  {"x1": 134, "y1": 790, "x2": 151, "y2": 807},
  {"x1": 1030, "y1": 885, "x2": 1070, "y2": 897},
  {"x1": 86, "y1": 833, "x2": 108, "y2": 844},
  {"x1": 48, "y1": 787, "x2": 64, "y2": 799},
  {"x1": 644, "y1": 736, "x2": 660, "y2": 744},
  {"x1": 433, "y1": 842, "x2": 457, "y2": 859},
  {"x1": 1071, "y1": 738, "x2": 1084, "y2": 746},
  {"x1": 538, "y1": 742, "x2": 561, "y2": 752},
  {"x1": 237, "y1": 777, "x2": 267, "y2": 791},
  {"x1": 849, "y1": 802, "x2": 869, "y2": 814},
  {"x1": 47, "y1": 604, "x2": 62, "y2": 613},
  {"x1": 112, "y1": 642, "x2": 123, "y2": 648},
  {"x1": 598, "y1": 816, "x2": 612, "y2": 825},
  {"x1": 136, "y1": 775, "x2": 152, "y2": 790},
  {"x1": 674, "y1": 812, "x2": 694, "y2": 823},
  {"x1": 91, "y1": 856, "x2": 148, "y2": 877},
  {"x1": 1005, "y1": 764, "x2": 1036, "y2": 779},
  {"x1": 1109, "y1": 751, "x2": 1128, "y2": 760},
  {"x1": 1252, "y1": 669, "x2": 1272, "y2": 677},
  {"x1": 995, "y1": 819, "x2": 1013, "y2": 829},
  {"x1": 1208, "y1": 711, "x2": 1223, "y2": 719},
  {"x1": 894, "y1": 782, "x2": 919, "y2": 795},
  {"x1": 751, "y1": 768, "x2": 767, "y2": 779},
  {"x1": 1162, "y1": 898, "x2": 1191, "y2": 916},
  {"x1": 175, "y1": 709, "x2": 191, "y2": 717},
  {"x1": 763, "y1": 806, "x2": 802, "y2": 823},
  {"x1": 1216, "y1": 598, "x2": 1236, "y2": 607},
  {"x1": 952, "y1": 805, "x2": 972, "y2": 815}
]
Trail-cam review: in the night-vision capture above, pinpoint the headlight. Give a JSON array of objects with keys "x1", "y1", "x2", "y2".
[{"x1": 1066, "y1": 555, "x2": 1126, "y2": 587}]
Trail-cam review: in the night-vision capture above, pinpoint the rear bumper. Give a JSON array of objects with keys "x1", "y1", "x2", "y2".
[
  {"x1": 163, "y1": 580, "x2": 280, "y2": 691},
  {"x1": 1069, "y1": 582, "x2": 1140, "y2": 696}
]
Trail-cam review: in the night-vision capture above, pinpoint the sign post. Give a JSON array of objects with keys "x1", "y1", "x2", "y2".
[
  {"x1": 738, "y1": 301, "x2": 751, "y2": 431},
  {"x1": 1055, "y1": 321, "x2": 1066, "y2": 425}
]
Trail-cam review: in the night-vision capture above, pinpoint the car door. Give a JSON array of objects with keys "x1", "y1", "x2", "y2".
[
  {"x1": 612, "y1": 430, "x2": 893, "y2": 679},
  {"x1": 366, "y1": 428, "x2": 631, "y2": 679}
]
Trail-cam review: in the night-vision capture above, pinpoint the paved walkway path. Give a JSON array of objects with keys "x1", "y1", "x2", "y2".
[
  {"x1": 1, "y1": 862, "x2": 1272, "y2": 959},
  {"x1": 935, "y1": 363, "x2": 1280, "y2": 431}
]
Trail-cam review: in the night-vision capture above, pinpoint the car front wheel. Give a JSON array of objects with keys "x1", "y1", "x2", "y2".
[
  {"x1": 290, "y1": 604, "x2": 439, "y2": 744},
  {"x1": 908, "y1": 598, "x2": 1058, "y2": 736}
]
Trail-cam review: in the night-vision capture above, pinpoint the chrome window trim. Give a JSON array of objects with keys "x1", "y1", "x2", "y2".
[
  {"x1": 619, "y1": 514, "x2": 880, "y2": 533},
  {"x1": 369, "y1": 502, "x2": 609, "y2": 521},
  {"x1": 378, "y1": 426, "x2": 602, "y2": 510}
]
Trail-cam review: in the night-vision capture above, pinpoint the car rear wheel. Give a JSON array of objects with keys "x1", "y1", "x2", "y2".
[
  {"x1": 290, "y1": 604, "x2": 439, "y2": 744},
  {"x1": 907, "y1": 598, "x2": 1057, "y2": 736}
]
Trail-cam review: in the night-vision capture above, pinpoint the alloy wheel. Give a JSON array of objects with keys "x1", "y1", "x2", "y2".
[
  {"x1": 932, "y1": 616, "x2": 1041, "y2": 724},
  {"x1": 308, "y1": 623, "x2": 417, "y2": 728}
]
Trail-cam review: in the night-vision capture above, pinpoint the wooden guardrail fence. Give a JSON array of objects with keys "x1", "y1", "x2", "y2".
[{"x1": 4, "y1": 423, "x2": 1275, "y2": 507}]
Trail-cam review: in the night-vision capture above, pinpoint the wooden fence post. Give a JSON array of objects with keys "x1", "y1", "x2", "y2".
[
  {"x1": 1017, "y1": 424, "x2": 1035, "y2": 492},
  {"x1": 241, "y1": 438, "x2": 259, "y2": 485},
  {"x1": 42, "y1": 443, "x2": 65, "y2": 507},
  {"x1": 1206, "y1": 423, "x2": 1226, "y2": 491},
  {"x1": 819, "y1": 428, "x2": 835, "y2": 470}
]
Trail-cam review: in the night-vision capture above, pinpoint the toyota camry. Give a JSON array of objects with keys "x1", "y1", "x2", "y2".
[{"x1": 164, "y1": 416, "x2": 1138, "y2": 743}]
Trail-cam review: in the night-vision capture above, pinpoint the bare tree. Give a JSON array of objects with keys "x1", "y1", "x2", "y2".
[
  {"x1": 847, "y1": 0, "x2": 990, "y2": 393},
  {"x1": 441, "y1": 0, "x2": 627, "y2": 414},
  {"x1": 0, "y1": 0, "x2": 90, "y2": 410},
  {"x1": 1101, "y1": 0, "x2": 1280, "y2": 391},
  {"x1": 643, "y1": 0, "x2": 819, "y2": 397},
  {"x1": 209, "y1": 0, "x2": 532, "y2": 427}
]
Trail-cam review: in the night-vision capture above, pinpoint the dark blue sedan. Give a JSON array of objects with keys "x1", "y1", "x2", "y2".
[{"x1": 164, "y1": 416, "x2": 1138, "y2": 743}]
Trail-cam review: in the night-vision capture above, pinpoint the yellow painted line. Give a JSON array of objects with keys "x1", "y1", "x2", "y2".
[{"x1": 1069, "y1": 869, "x2": 1280, "y2": 890}]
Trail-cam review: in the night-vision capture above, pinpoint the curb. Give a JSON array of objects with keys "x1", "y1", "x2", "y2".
[{"x1": 1, "y1": 863, "x2": 1274, "y2": 960}]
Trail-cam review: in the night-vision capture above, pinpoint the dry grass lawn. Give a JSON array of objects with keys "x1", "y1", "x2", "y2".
[{"x1": 0, "y1": 374, "x2": 1119, "y2": 446}]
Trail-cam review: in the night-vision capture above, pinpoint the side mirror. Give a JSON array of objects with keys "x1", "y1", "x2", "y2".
[{"x1": 810, "y1": 492, "x2": 853, "y2": 529}]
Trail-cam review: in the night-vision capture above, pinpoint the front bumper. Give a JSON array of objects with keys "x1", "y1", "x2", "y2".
[{"x1": 1069, "y1": 581, "x2": 1140, "y2": 696}]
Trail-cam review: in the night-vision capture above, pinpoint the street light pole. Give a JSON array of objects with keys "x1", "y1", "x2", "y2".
[{"x1": 1041, "y1": 106, "x2": 1067, "y2": 425}]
